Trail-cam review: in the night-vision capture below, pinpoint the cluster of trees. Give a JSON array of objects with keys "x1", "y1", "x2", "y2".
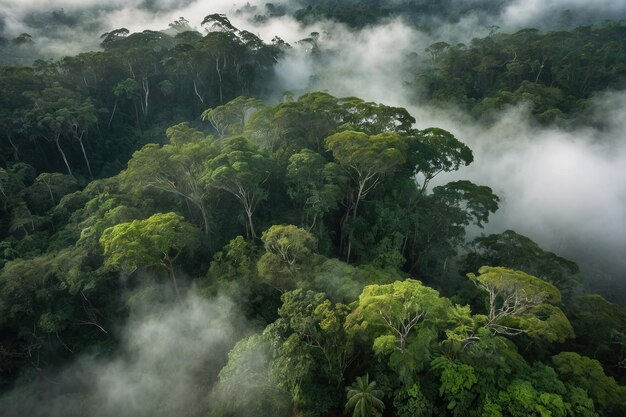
[
  {"x1": 1, "y1": 92, "x2": 625, "y2": 415},
  {"x1": 0, "y1": 14, "x2": 285, "y2": 179},
  {"x1": 276, "y1": 0, "x2": 504, "y2": 29},
  {"x1": 416, "y1": 22, "x2": 626, "y2": 123}
]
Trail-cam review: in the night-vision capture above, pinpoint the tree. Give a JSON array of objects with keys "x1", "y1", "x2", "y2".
[
  {"x1": 345, "y1": 374, "x2": 385, "y2": 417},
  {"x1": 27, "y1": 173, "x2": 78, "y2": 211},
  {"x1": 25, "y1": 84, "x2": 100, "y2": 176},
  {"x1": 408, "y1": 128, "x2": 473, "y2": 195},
  {"x1": 277, "y1": 289, "x2": 354, "y2": 385},
  {"x1": 337, "y1": 97, "x2": 415, "y2": 134},
  {"x1": 325, "y1": 130, "x2": 408, "y2": 260},
  {"x1": 286, "y1": 149, "x2": 342, "y2": 230},
  {"x1": 204, "y1": 136, "x2": 271, "y2": 239},
  {"x1": 257, "y1": 225, "x2": 318, "y2": 292},
  {"x1": 347, "y1": 280, "x2": 450, "y2": 353},
  {"x1": 121, "y1": 124, "x2": 215, "y2": 237},
  {"x1": 99, "y1": 212, "x2": 200, "y2": 300},
  {"x1": 409, "y1": 180, "x2": 499, "y2": 275},
  {"x1": 201, "y1": 96, "x2": 263, "y2": 138},
  {"x1": 212, "y1": 333, "x2": 291, "y2": 417},
  {"x1": 568, "y1": 294, "x2": 626, "y2": 375},
  {"x1": 464, "y1": 230, "x2": 583, "y2": 299},
  {"x1": 467, "y1": 266, "x2": 573, "y2": 342},
  {"x1": 553, "y1": 352, "x2": 626, "y2": 416}
]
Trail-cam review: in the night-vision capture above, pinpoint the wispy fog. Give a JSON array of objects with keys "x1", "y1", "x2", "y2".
[
  {"x1": 267, "y1": 15, "x2": 626, "y2": 300},
  {"x1": 3, "y1": 0, "x2": 626, "y2": 63},
  {"x1": 0, "y1": 289, "x2": 250, "y2": 417}
]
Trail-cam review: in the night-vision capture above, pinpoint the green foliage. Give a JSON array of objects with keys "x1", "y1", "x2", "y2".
[
  {"x1": 120, "y1": 124, "x2": 215, "y2": 236},
  {"x1": 212, "y1": 333, "x2": 291, "y2": 417},
  {"x1": 204, "y1": 136, "x2": 271, "y2": 239},
  {"x1": 418, "y1": 23, "x2": 626, "y2": 123},
  {"x1": 567, "y1": 295, "x2": 626, "y2": 379},
  {"x1": 464, "y1": 230, "x2": 583, "y2": 299},
  {"x1": 553, "y1": 352, "x2": 626, "y2": 416},
  {"x1": 468, "y1": 266, "x2": 573, "y2": 342},
  {"x1": 99, "y1": 212, "x2": 201, "y2": 300},
  {"x1": 286, "y1": 149, "x2": 342, "y2": 229},
  {"x1": 258, "y1": 225, "x2": 319, "y2": 291},
  {"x1": 277, "y1": 289, "x2": 353, "y2": 384},
  {"x1": 347, "y1": 280, "x2": 452, "y2": 355},
  {"x1": 432, "y1": 358, "x2": 478, "y2": 415},
  {"x1": 344, "y1": 374, "x2": 385, "y2": 417},
  {"x1": 393, "y1": 382, "x2": 433, "y2": 417}
]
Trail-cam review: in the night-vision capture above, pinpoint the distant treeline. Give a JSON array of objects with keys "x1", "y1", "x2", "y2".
[
  {"x1": 415, "y1": 21, "x2": 626, "y2": 123},
  {"x1": 0, "y1": 14, "x2": 285, "y2": 179}
]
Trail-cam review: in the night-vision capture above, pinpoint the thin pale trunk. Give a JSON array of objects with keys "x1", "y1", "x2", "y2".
[
  {"x1": 0, "y1": 184, "x2": 7, "y2": 209},
  {"x1": 108, "y1": 100, "x2": 118, "y2": 129},
  {"x1": 7, "y1": 135, "x2": 19, "y2": 160},
  {"x1": 54, "y1": 135, "x2": 72, "y2": 175},
  {"x1": 534, "y1": 56, "x2": 546, "y2": 83},
  {"x1": 45, "y1": 184, "x2": 55, "y2": 206},
  {"x1": 345, "y1": 185, "x2": 364, "y2": 263},
  {"x1": 77, "y1": 138, "x2": 93, "y2": 179},
  {"x1": 192, "y1": 79, "x2": 204, "y2": 104},
  {"x1": 216, "y1": 57, "x2": 223, "y2": 103},
  {"x1": 142, "y1": 78, "x2": 149, "y2": 116},
  {"x1": 199, "y1": 204, "x2": 210, "y2": 238},
  {"x1": 133, "y1": 101, "x2": 141, "y2": 130},
  {"x1": 244, "y1": 204, "x2": 256, "y2": 239}
]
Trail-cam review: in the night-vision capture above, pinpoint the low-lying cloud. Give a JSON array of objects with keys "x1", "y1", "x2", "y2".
[
  {"x1": 268, "y1": 14, "x2": 626, "y2": 301},
  {"x1": 0, "y1": 289, "x2": 250, "y2": 417}
]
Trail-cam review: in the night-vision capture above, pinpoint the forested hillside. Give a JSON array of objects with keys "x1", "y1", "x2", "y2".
[{"x1": 1, "y1": 4, "x2": 626, "y2": 417}]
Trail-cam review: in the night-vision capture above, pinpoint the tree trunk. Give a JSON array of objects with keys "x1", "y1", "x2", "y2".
[
  {"x1": 45, "y1": 184, "x2": 55, "y2": 206},
  {"x1": 216, "y1": 57, "x2": 223, "y2": 104},
  {"x1": 199, "y1": 204, "x2": 210, "y2": 238},
  {"x1": 77, "y1": 136, "x2": 93, "y2": 179},
  {"x1": 108, "y1": 100, "x2": 118, "y2": 129},
  {"x1": 7, "y1": 135, "x2": 19, "y2": 161},
  {"x1": 142, "y1": 78, "x2": 149, "y2": 117},
  {"x1": 245, "y1": 204, "x2": 256, "y2": 239},
  {"x1": 192, "y1": 79, "x2": 204, "y2": 105},
  {"x1": 133, "y1": 101, "x2": 141, "y2": 130},
  {"x1": 54, "y1": 135, "x2": 72, "y2": 175}
]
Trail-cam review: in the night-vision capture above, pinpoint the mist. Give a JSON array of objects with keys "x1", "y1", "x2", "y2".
[
  {"x1": 0, "y1": 287, "x2": 251, "y2": 417},
  {"x1": 3, "y1": 0, "x2": 626, "y2": 65},
  {"x1": 267, "y1": 15, "x2": 626, "y2": 300}
]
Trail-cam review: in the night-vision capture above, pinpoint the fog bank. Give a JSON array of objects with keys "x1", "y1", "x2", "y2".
[{"x1": 0, "y1": 289, "x2": 249, "y2": 417}]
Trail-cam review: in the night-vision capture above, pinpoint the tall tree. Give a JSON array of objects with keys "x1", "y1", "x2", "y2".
[
  {"x1": 121, "y1": 124, "x2": 215, "y2": 237},
  {"x1": 99, "y1": 212, "x2": 200, "y2": 300},
  {"x1": 467, "y1": 266, "x2": 573, "y2": 343},
  {"x1": 203, "y1": 136, "x2": 271, "y2": 239},
  {"x1": 325, "y1": 130, "x2": 407, "y2": 260}
]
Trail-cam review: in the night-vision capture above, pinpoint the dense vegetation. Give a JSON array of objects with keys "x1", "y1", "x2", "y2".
[
  {"x1": 415, "y1": 22, "x2": 626, "y2": 123},
  {"x1": 1, "y1": 9, "x2": 626, "y2": 417},
  {"x1": 0, "y1": 14, "x2": 285, "y2": 178}
]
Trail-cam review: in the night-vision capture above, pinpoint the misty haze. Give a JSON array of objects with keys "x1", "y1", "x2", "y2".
[{"x1": 1, "y1": 1, "x2": 626, "y2": 416}]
